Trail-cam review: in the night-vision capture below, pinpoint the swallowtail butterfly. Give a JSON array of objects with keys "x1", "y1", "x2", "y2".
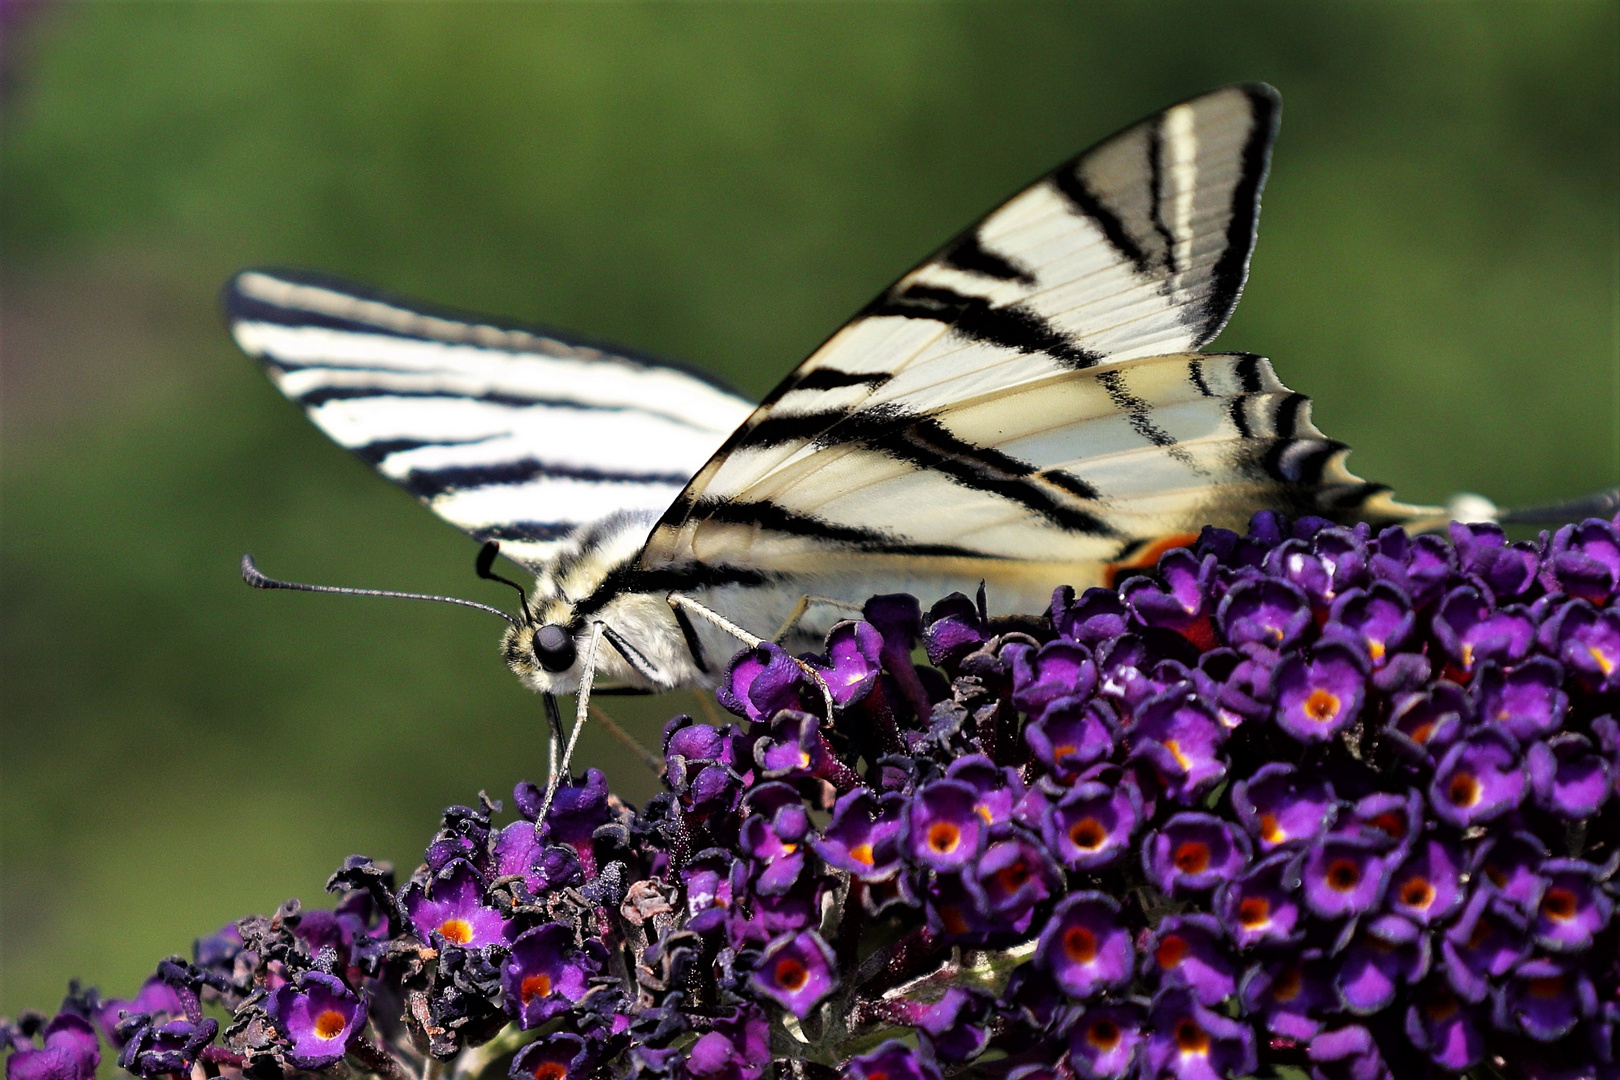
[{"x1": 228, "y1": 83, "x2": 1452, "y2": 724}]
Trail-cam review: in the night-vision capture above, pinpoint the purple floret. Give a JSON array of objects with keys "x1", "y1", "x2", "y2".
[
  {"x1": 718, "y1": 641, "x2": 807, "y2": 722},
  {"x1": 1230, "y1": 762, "x2": 1336, "y2": 851},
  {"x1": 401, "y1": 859, "x2": 511, "y2": 947},
  {"x1": 1272, "y1": 643, "x2": 1366, "y2": 744},
  {"x1": 810, "y1": 620, "x2": 885, "y2": 707},
  {"x1": 1042, "y1": 777, "x2": 1141, "y2": 871},
  {"x1": 1429, "y1": 727, "x2": 1527, "y2": 827},
  {"x1": 902, "y1": 779, "x2": 985, "y2": 871},
  {"x1": 1066, "y1": 1000, "x2": 1146, "y2": 1080},
  {"x1": 845, "y1": 1042, "x2": 941, "y2": 1080},
  {"x1": 1142, "y1": 914, "x2": 1235, "y2": 1006},
  {"x1": 1035, "y1": 893, "x2": 1134, "y2": 999},
  {"x1": 1142, "y1": 989, "x2": 1256, "y2": 1080},
  {"x1": 1217, "y1": 849, "x2": 1305, "y2": 950},
  {"x1": 1494, "y1": 957, "x2": 1596, "y2": 1042},
  {"x1": 1386, "y1": 836, "x2": 1466, "y2": 926},
  {"x1": 1143, "y1": 813, "x2": 1251, "y2": 897},
  {"x1": 810, "y1": 789, "x2": 905, "y2": 881},
  {"x1": 1300, "y1": 834, "x2": 1390, "y2": 921},
  {"x1": 502, "y1": 924, "x2": 597, "y2": 1028},
  {"x1": 4, "y1": 1015, "x2": 99, "y2": 1080},
  {"x1": 1127, "y1": 690, "x2": 1227, "y2": 804},
  {"x1": 266, "y1": 971, "x2": 367, "y2": 1070},
  {"x1": 750, "y1": 930, "x2": 837, "y2": 1018}
]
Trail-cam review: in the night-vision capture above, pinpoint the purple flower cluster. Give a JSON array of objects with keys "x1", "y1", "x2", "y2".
[{"x1": 9, "y1": 511, "x2": 1620, "y2": 1080}]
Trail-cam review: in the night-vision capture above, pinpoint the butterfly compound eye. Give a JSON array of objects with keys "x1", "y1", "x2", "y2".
[{"x1": 533, "y1": 624, "x2": 577, "y2": 673}]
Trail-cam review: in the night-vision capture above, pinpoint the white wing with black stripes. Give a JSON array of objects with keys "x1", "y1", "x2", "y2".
[
  {"x1": 225, "y1": 270, "x2": 755, "y2": 570},
  {"x1": 643, "y1": 83, "x2": 1423, "y2": 584}
]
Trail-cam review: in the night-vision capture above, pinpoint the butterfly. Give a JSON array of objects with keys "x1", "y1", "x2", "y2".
[{"x1": 229, "y1": 82, "x2": 1451, "y2": 751}]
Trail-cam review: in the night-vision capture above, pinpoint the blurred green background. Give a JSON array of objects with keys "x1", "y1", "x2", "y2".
[{"x1": 1, "y1": 1, "x2": 1615, "y2": 1019}]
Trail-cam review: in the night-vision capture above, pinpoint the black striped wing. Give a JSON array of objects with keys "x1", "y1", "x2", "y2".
[
  {"x1": 225, "y1": 270, "x2": 754, "y2": 570},
  {"x1": 643, "y1": 84, "x2": 1420, "y2": 586}
]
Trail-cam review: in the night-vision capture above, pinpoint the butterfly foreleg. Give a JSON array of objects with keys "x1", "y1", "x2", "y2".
[
  {"x1": 666, "y1": 592, "x2": 837, "y2": 718},
  {"x1": 536, "y1": 621, "x2": 606, "y2": 827},
  {"x1": 771, "y1": 595, "x2": 865, "y2": 644}
]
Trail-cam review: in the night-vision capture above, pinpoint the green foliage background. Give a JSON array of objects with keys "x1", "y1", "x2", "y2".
[{"x1": 1, "y1": 1, "x2": 1615, "y2": 1020}]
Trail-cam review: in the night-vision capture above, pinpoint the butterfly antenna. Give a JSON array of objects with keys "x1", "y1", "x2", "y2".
[
  {"x1": 241, "y1": 554, "x2": 521, "y2": 628},
  {"x1": 475, "y1": 541, "x2": 532, "y2": 623}
]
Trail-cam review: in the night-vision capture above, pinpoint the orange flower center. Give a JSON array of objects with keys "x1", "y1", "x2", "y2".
[
  {"x1": 849, "y1": 843, "x2": 875, "y2": 867},
  {"x1": 1271, "y1": 966, "x2": 1302, "y2": 1002},
  {"x1": 520, "y1": 973, "x2": 553, "y2": 1004},
  {"x1": 1238, "y1": 896, "x2": 1270, "y2": 928},
  {"x1": 1368, "y1": 811, "x2": 1406, "y2": 840},
  {"x1": 1303, "y1": 689, "x2": 1340, "y2": 723},
  {"x1": 1174, "y1": 1019, "x2": 1210, "y2": 1055},
  {"x1": 531, "y1": 1063, "x2": 567, "y2": 1080},
  {"x1": 1155, "y1": 934, "x2": 1189, "y2": 971},
  {"x1": 1070, "y1": 817, "x2": 1108, "y2": 850},
  {"x1": 927, "y1": 821, "x2": 962, "y2": 854},
  {"x1": 438, "y1": 918, "x2": 474, "y2": 945},
  {"x1": 1063, "y1": 924, "x2": 1098, "y2": 964},
  {"x1": 313, "y1": 1010, "x2": 347, "y2": 1040},
  {"x1": 1399, "y1": 877, "x2": 1435, "y2": 910},
  {"x1": 1528, "y1": 976, "x2": 1566, "y2": 1000},
  {"x1": 1327, "y1": 858, "x2": 1361, "y2": 892},
  {"x1": 1086, "y1": 1019, "x2": 1121, "y2": 1051},
  {"x1": 1447, "y1": 772, "x2": 1481, "y2": 808},
  {"x1": 1174, "y1": 841, "x2": 1211, "y2": 875},
  {"x1": 1424, "y1": 992, "x2": 1460, "y2": 1022},
  {"x1": 774, "y1": 957, "x2": 809, "y2": 992},
  {"x1": 1258, "y1": 813, "x2": 1284, "y2": 844},
  {"x1": 1367, "y1": 639, "x2": 1386, "y2": 661},
  {"x1": 1541, "y1": 887, "x2": 1578, "y2": 922},
  {"x1": 996, "y1": 859, "x2": 1032, "y2": 892}
]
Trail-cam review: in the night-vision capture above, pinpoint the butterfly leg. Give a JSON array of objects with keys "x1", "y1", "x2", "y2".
[
  {"x1": 667, "y1": 592, "x2": 837, "y2": 717},
  {"x1": 536, "y1": 620, "x2": 606, "y2": 826},
  {"x1": 770, "y1": 595, "x2": 865, "y2": 644}
]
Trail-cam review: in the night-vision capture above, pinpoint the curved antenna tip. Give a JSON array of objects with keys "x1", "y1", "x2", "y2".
[{"x1": 237, "y1": 553, "x2": 520, "y2": 627}]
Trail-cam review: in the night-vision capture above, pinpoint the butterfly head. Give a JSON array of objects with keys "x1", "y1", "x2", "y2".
[{"x1": 503, "y1": 619, "x2": 588, "y2": 694}]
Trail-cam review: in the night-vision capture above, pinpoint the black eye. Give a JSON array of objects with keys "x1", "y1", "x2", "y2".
[{"x1": 532, "y1": 624, "x2": 577, "y2": 673}]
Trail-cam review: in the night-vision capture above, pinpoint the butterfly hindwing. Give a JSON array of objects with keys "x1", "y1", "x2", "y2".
[{"x1": 225, "y1": 269, "x2": 754, "y2": 569}]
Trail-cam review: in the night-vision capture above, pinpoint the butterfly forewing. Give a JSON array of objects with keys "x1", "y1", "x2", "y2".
[
  {"x1": 642, "y1": 83, "x2": 1415, "y2": 600},
  {"x1": 225, "y1": 269, "x2": 754, "y2": 569}
]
